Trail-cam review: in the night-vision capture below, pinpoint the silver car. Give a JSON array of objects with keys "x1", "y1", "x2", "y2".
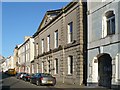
[{"x1": 30, "y1": 73, "x2": 56, "y2": 86}]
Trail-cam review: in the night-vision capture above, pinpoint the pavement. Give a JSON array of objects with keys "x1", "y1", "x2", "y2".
[
  {"x1": 55, "y1": 81, "x2": 104, "y2": 88},
  {"x1": 54, "y1": 81, "x2": 117, "y2": 90}
]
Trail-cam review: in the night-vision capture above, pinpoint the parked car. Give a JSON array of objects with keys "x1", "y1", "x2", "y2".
[
  {"x1": 4, "y1": 70, "x2": 8, "y2": 74},
  {"x1": 19, "y1": 73, "x2": 26, "y2": 79},
  {"x1": 22, "y1": 73, "x2": 31, "y2": 81},
  {"x1": 30, "y1": 73, "x2": 56, "y2": 86},
  {"x1": 16, "y1": 72, "x2": 25, "y2": 79}
]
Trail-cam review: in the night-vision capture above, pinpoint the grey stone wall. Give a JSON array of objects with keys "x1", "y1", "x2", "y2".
[{"x1": 33, "y1": 2, "x2": 87, "y2": 85}]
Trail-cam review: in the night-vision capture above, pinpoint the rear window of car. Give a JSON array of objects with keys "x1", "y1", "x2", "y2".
[{"x1": 9, "y1": 69, "x2": 14, "y2": 72}]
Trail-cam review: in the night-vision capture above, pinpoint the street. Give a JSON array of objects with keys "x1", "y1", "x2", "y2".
[
  {"x1": 1, "y1": 73, "x2": 116, "y2": 90},
  {"x1": 2, "y1": 73, "x2": 58, "y2": 89}
]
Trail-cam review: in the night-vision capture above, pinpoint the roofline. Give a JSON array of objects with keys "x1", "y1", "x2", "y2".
[
  {"x1": 33, "y1": 8, "x2": 63, "y2": 38},
  {"x1": 33, "y1": 2, "x2": 78, "y2": 38},
  {"x1": 18, "y1": 37, "x2": 33, "y2": 49}
]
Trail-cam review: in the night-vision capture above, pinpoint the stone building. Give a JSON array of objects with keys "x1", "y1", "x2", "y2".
[
  {"x1": 13, "y1": 45, "x2": 19, "y2": 72},
  {"x1": 33, "y1": 1, "x2": 87, "y2": 85},
  {"x1": 17, "y1": 36, "x2": 34, "y2": 73},
  {"x1": 87, "y1": 0, "x2": 120, "y2": 88}
]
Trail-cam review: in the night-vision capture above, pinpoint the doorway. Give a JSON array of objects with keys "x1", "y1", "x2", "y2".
[{"x1": 97, "y1": 53, "x2": 112, "y2": 88}]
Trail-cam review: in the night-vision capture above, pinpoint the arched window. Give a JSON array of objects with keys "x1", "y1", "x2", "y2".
[
  {"x1": 102, "y1": 10, "x2": 115, "y2": 38},
  {"x1": 105, "y1": 11, "x2": 115, "y2": 35}
]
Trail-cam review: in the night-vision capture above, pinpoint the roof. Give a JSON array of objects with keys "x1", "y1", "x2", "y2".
[
  {"x1": 33, "y1": 2, "x2": 78, "y2": 38},
  {"x1": 36, "y1": 9, "x2": 62, "y2": 33},
  {"x1": 0, "y1": 55, "x2": 5, "y2": 64}
]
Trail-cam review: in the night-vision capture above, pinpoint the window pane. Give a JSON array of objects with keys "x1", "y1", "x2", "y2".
[
  {"x1": 54, "y1": 30, "x2": 58, "y2": 48},
  {"x1": 56, "y1": 31, "x2": 58, "y2": 47},
  {"x1": 47, "y1": 35, "x2": 50, "y2": 51},
  {"x1": 42, "y1": 39, "x2": 44, "y2": 53},
  {"x1": 70, "y1": 56, "x2": 73, "y2": 74},
  {"x1": 56, "y1": 59, "x2": 58, "y2": 74},
  {"x1": 68, "y1": 22, "x2": 73, "y2": 43},
  {"x1": 106, "y1": 11, "x2": 115, "y2": 35},
  {"x1": 68, "y1": 56, "x2": 73, "y2": 74},
  {"x1": 111, "y1": 18, "x2": 115, "y2": 34},
  {"x1": 107, "y1": 20, "x2": 110, "y2": 35},
  {"x1": 70, "y1": 22, "x2": 73, "y2": 33}
]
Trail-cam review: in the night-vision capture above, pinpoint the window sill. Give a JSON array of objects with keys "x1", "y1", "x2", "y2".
[
  {"x1": 67, "y1": 40, "x2": 76, "y2": 45},
  {"x1": 101, "y1": 34, "x2": 115, "y2": 39},
  {"x1": 54, "y1": 74, "x2": 59, "y2": 76},
  {"x1": 67, "y1": 74, "x2": 73, "y2": 76}
]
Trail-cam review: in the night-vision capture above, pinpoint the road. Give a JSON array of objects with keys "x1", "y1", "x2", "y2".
[
  {"x1": 1, "y1": 73, "x2": 116, "y2": 90},
  {"x1": 1, "y1": 73, "x2": 58, "y2": 90}
]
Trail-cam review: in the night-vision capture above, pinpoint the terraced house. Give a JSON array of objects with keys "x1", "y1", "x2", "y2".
[
  {"x1": 33, "y1": 1, "x2": 87, "y2": 85},
  {"x1": 17, "y1": 36, "x2": 34, "y2": 73},
  {"x1": 87, "y1": 0, "x2": 120, "y2": 88}
]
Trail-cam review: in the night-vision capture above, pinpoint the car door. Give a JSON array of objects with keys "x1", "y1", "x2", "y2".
[
  {"x1": 32, "y1": 74, "x2": 37, "y2": 83},
  {"x1": 36, "y1": 74, "x2": 41, "y2": 81}
]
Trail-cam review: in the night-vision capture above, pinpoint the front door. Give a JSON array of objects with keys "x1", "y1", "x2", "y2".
[{"x1": 98, "y1": 53, "x2": 112, "y2": 88}]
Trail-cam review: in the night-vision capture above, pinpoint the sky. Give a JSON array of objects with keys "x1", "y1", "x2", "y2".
[{"x1": 2, "y1": 2, "x2": 69, "y2": 58}]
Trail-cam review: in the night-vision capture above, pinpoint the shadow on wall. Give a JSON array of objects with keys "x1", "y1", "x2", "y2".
[{"x1": 1, "y1": 72, "x2": 13, "y2": 79}]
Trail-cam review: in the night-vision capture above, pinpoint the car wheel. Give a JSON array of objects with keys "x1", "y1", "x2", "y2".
[
  {"x1": 52, "y1": 80, "x2": 56, "y2": 86},
  {"x1": 30, "y1": 79, "x2": 32, "y2": 83},
  {"x1": 24, "y1": 78, "x2": 27, "y2": 81},
  {"x1": 52, "y1": 83, "x2": 56, "y2": 86},
  {"x1": 36, "y1": 80, "x2": 40, "y2": 86}
]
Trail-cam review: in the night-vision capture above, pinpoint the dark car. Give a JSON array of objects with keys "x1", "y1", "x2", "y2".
[
  {"x1": 19, "y1": 73, "x2": 27, "y2": 79},
  {"x1": 4, "y1": 70, "x2": 8, "y2": 74},
  {"x1": 16, "y1": 72, "x2": 25, "y2": 79},
  {"x1": 30, "y1": 73, "x2": 56, "y2": 86},
  {"x1": 22, "y1": 73, "x2": 32, "y2": 81},
  {"x1": 16, "y1": 73, "x2": 22, "y2": 79}
]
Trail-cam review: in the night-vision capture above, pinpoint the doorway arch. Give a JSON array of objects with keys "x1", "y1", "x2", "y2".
[{"x1": 97, "y1": 53, "x2": 112, "y2": 88}]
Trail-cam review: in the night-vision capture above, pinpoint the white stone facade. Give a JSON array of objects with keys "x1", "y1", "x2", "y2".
[{"x1": 87, "y1": 0, "x2": 120, "y2": 88}]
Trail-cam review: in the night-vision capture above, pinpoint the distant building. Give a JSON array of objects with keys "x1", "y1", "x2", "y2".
[
  {"x1": 4, "y1": 56, "x2": 15, "y2": 70},
  {"x1": 87, "y1": 0, "x2": 120, "y2": 88},
  {"x1": 17, "y1": 36, "x2": 34, "y2": 73},
  {"x1": 13, "y1": 45, "x2": 20, "y2": 72},
  {"x1": 0, "y1": 55, "x2": 5, "y2": 72},
  {"x1": 33, "y1": 1, "x2": 87, "y2": 85}
]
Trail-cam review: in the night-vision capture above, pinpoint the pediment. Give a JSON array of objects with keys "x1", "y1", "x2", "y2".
[{"x1": 37, "y1": 9, "x2": 62, "y2": 32}]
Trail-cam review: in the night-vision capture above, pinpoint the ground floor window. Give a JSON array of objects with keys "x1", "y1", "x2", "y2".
[
  {"x1": 36, "y1": 64, "x2": 39, "y2": 73},
  {"x1": 41, "y1": 62, "x2": 44, "y2": 73},
  {"x1": 32, "y1": 64, "x2": 34, "y2": 73},
  {"x1": 68, "y1": 56, "x2": 73, "y2": 74},
  {"x1": 54, "y1": 58, "x2": 58, "y2": 74}
]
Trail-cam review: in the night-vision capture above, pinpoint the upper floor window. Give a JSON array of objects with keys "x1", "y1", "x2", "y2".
[
  {"x1": 22, "y1": 47, "x2": 25, "y2": 53},
  {"x1": 54, "y1": 30, "x2": 58, "y2": 48},
  {"x1": 41, "y1": 39, "x2": 44, "y2": 53},
  {"x1": 26, "y1": 44, "x2": 28, "y2": 50},
  {"x1": 26, "y1": 53, "x2": 28, "y2": 62},
  {"x1": 36, "y1": 43, "x2": 38, "y2": 56},
  {"x1": 47, "y1": 35, "x2": 50, "y2": 51},
  {"x1": 68, "y1": 22, "x2": 73, "y2": 43},
  {"x1": 102, "y1": 11, "x2": 115, "y2": 38},
  {"x1": 106, "y1": 11, "x2": 115, "y2": 35},
  {"x1": 27, "y1": 52, "x2": 29, "y2": 61}
]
